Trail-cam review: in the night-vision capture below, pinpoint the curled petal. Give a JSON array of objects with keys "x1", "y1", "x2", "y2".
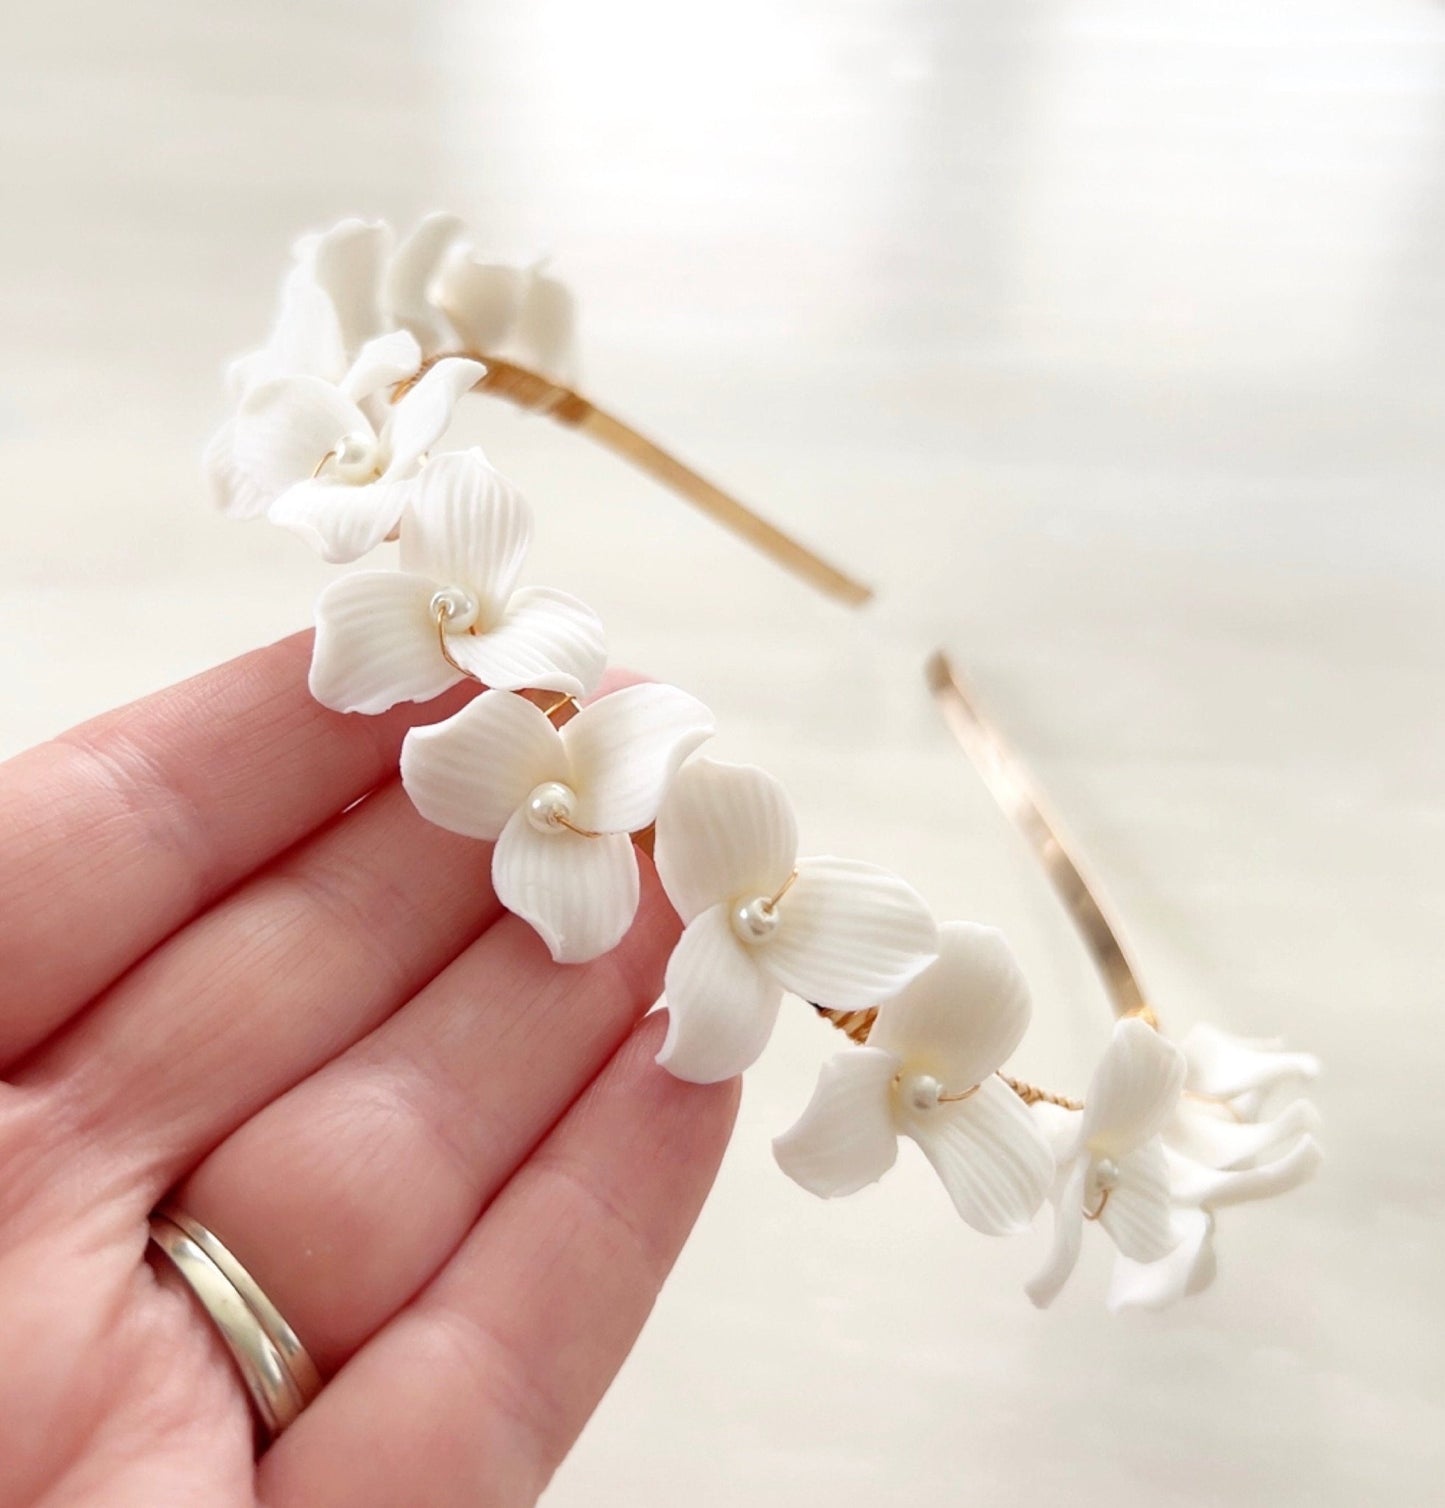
[
  {"x1": 1182, "y1": 1023, "x2": 1321, "y2": 1101},
  {"x1": 763, "y1": 857, "x2": 938, "y2": 1010},
  {"x1": 268, "y1": 477, "x2": 414, "y2": 564},
  {"x1": 903, "y1": 1074, "x2": 1053, "y2": 1235},
  {"x1": 1106, "y1": 1208, "x2": 1216, "y2": 1314},
  {"x1": 1167, "y1": 1137, "x2": 1323, "y2": 1212},
  {"x1": 387, "y1": 212, "x2": 467, "y2": 350},
  {"x1": 1098, "y1": 1140, "x2": 1179, "y2": 1263},
  {"x1": 492, "y1": 813, "x2": 639, "y2": 965},
  {"x1": 311, "y1": 217, "x2": 391, "y2": 355},
  {"x1": 436, "y1": 251, "x2": 528, "y2": 351},
  {"x1": 654, "y1": 758, "x2": 798, "y2": 925},
  {"x1": 656, "y1": 904, "x2": 782, "y2": 1083},
  {"x1": 401, "y1": 690, "x2": 566, "y2": 842},
  {"x1": 203, "y1": 419, "x2": 270, "y2": 520},
  {"x1": 341, "y1": 330, "x2": 423, "y2": 404},
  {"x1": 1168, "y1": 1096, "x2": 1320, "y2": 1171},
  {"x1": 1081, "y1": 1018, "x2": 1186, "y2": 1160},
  {"x1": 1031, "y1": 1100, "x2": 1083, "y2": 1166},
  {"x1": 1026, "y1": 1157, "x2": 1088, "y2": 1309},
  {"x1": 229, "y1": 258, "x2": 345, "y2": 395},
  {"x1": 446, "y1": 588, "x2": 607, "y2": 699},
  {"x1": 309, "y1": 572, "x2": 458, "y2": 715},
  {"x1": 233, "y1": 376, "x2": 368, "y2": 502},
  {"x1": 382, "y1": 357, "x2": 486, "y2": 476},
  {"x1": 867, "y1": 922, "x2": 1031, "y2": 1090},
  {"x1": 399, "y1": 450, "x2": 532, "y2": 612},
  {"x1": 772, "y1": 1048, "x2": 900, "y2": 1198},
  {"x1": 513, "y1": 271, "x2": 578, "y2": 383},
  {"x1": 565, "y1": 684, "x2": 714, "y2": 833}
]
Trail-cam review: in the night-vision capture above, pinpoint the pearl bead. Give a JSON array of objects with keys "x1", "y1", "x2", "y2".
[
  {"x1": 730, "y1": 895, "x2": 781, "y2": 945},
  {"x1": 430, "y1": 586, "x2": 480, "y2": 632},
  {"x1": 525, "y1": 781, "x2": 577, "y2": 834},
  {"x1": 332, "y1": 431, "x2": 380, "y2": 482},
  {"x1": 1094, "y1": 1157, "x2": 1120, "y2": 1191},
  {"x1": 905, "y1": 1074, "x2": 943, "y2": 1113}
]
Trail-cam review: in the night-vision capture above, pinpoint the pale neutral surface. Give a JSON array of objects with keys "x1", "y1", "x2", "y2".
[{"x1": 3, "y1": 2, "x2": 1444, "y2": 1504}]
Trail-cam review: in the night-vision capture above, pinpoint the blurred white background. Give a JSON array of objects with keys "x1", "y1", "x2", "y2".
[{"x1": 3, "y1": 1, "x2": 1443, "y2": 1503}]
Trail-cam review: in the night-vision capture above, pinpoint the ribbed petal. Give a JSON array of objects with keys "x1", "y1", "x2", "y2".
[
  {"x1": 446, "y1": 589, "x2": 607, "y2": 699},
  {"x1": 341, "y1": 330, "x2": 423, "y2": 403},
  {"x1": 867, "y1": 922, "x2": 1031, "y2": 1090},
  {"x1": 203, "y1": 419, "x2": 270, "y2": 519},
  {"x1": 1106, "y1": 1208, "x2": 1216, "y2": 1314},
  {"x1": 565, "y1": 684, "x2": 714, "y2": 832},
  {"x1": 268, "y1": 477, "x2": 414, "y2": 564},
  {"x1": 772, "y1": 1048, "x2": 900, "y2": 1198},
  {"x1": 512, "y1": 271, "x2": 578, "y2": 383},
  {"x1": 399, "y1": 451, "x2": 532, "y2": 613},
  {"x1": 1167, "y1": 1096, "x2": 1321, "y2": 1171},
  {"x1": 311, "y1": 217, "x2": 391, "y2": 355},
  {"x1": 1182, "y1": 1023, "x2": 1322, "y2": 1101},
  {"x1": 492, "y1": 812, "x2": 639, "y2": 965},
  {"x1": 903, "y1": 1075, "x2": 1053, "y2": 1235},
  {"x1": 1026, "y1": 1157, "x2": 1088, "y2": 1309},
  {"x1": 762, "y1": 857, "x2": 938, "y2": 1010},
  {"x1": 233, "y1": 376, "x2": 369, "y2": 499},
  {"x1": 656, "y1": 904, "x2": 782, "y2": 1083},
  {"x1": 1081, "y1": 1018, "x2": 1187, "y2": 1160},
  {"x1": 1031, "y1": 1100, "x2": 1084, "y2": 1165},
  {"x1": 436, "y1": 251, "x2": 527, "y2": 351},
  {"x1": 309, "y1": 571, "x2": 458, "y2": 715},
  {"x1": 653, "y1": 758, "x2": 798, "y2": 925},
  {"x1": 1166, "y1": 1137, "x2": 1323, "y2": 1212},
  {"x1": 383, "y1": 357, "x2": 486, "y2": 476},
  {"x1": 387, "y1": 212, "x2": 467, "y2": 351},
  {"x1": 400, "y1": 690, "x2": 566, "y2": 842},
  {"x1": 1099, "y1": 1140, "x2": 1179, "y2": 1263}
]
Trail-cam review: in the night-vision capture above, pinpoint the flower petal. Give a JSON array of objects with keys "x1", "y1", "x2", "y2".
[
  {"x1": 512, "y1": 270, "x2": 578, "y2": 382},
  {"x1": 493, "y1": 813, "x2": 639, "y2": 964},
  {"x1": 1168, "y1": 1096, "x2": 1321, "y2": 1171},
  {"x1": 653, "y1": 758, "x2": 798, "y2": 925},
  {"x1": 1026, "y1": 1157, "x2": 1088, "y2": 1308},
  {"x1": 203, "y1": 418, "x2": 270, "y2": 519},
  {"x1": 400, "y1": 689, "x2": 566, "y2": 841},
  {"x1": 341, "y1": 330, "x2": 423, "y2": 403},
  {"x1": 1106, "y1": 1208, "x2": 1216, "y2": 1314},
  {"x1": 398, "y1": 450, "x2": 532, "y2": 612},
  {"x1": 230, "y1": 258, "x2": 346, "y2": 394},
  {"x1": 310, "y1": 571, "x2": 459, "y2": 715},
  {"x1": 656, "y1": 903, "x2": 782, "y2": 1083},
  {"x1": 867, "y1": 921, "x2": 1031, "y2": 1089},
  {"x1": 762, "y1": 857, "x2": 938, "y2": 1010},
  {"x1": 1166, "y1": 1137, "x2": 1323, "y2": 1211},
  {"x1": 268, "y1": 477, "x2": 414, "y2": 564},
  {"x1": 311, "y1": 217, "x2": 391, "y2": 355},
  {"x1": 903, "y1": 1074, "x2": 1054, "y2": 1235},
  {"x1": 232, "y1": 376, "x2": 369, "y2": 501},
  {"x1": 445, "y1": 588, "x2": 607, "y2": 699},
  {"x1": 1080, "y1": 1018, "x2": 1187, "y2": 1160},
  {"x1": 1182, "y1": 1023, "x2": 1321, "y2": 1101},
  {"x1": 386, "y1": 212, "x2": 467, "y2": 350},
  {"x1": 564, "y1": 684, "x2": 714, "y2": 832},
  {"x1": 1099, "y1": 1139, "x2": 1179, "y2": 1263},
  {"x1": 772, "y1": 1047, "x2": 901, "y2": 1198},
  {"x1": 436, "y1": 251, "x2": 528, "y2": 351},
  {"x1": 382, "y1": 357, "x2": 487, "y2": 476}
]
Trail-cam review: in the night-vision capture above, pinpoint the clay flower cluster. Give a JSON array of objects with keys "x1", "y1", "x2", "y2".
[{"x1": 208, "y1": 215, "x2": 1322, "y2": 1312}]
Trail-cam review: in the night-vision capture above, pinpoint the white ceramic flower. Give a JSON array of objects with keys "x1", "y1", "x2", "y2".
[
  {"x1": 1026, "y1": 1018, "x2": 1187, "y2": 1308},
  {"x1": 224, "y1": 346, "x2": 485, "y2": 561},
  {"x1": 400, "y1": 685, "x2": 714, "y2": 963},
  {"x1": 652, "y1": 758, "x2": 940, "y2": 1084},
  {"x1": 308, "y1": 450, "x2": 605, "y2": 714},
  {"x1": 772, "y1": 922, "x2": 1054, "y2": 1234},
  {"x1": 1179, "y1": 1022, "x2": 1321, "y2": 1119}
]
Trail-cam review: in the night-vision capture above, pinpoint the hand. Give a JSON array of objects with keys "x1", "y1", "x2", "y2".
[{"x1": 0, "y1": 634, "x2": 738, "y2": 1508}]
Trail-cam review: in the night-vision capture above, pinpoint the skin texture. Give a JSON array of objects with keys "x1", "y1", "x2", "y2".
[{"x1": 0, "y1": 632, "x2": 739, "y2": 1508}]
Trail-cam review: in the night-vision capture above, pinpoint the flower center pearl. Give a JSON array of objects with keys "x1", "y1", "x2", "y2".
[
  {"x1": 525, "y1": 781, "x2": 577, "y2": 834},
  {"x1": 430, "y1": 586, "x2": 481, "y2": 633},
  {"x1": 332, "y1": 431, "x2": 381, "y2": 483},
  {"x1": 903, "y1": 1073, "x2": 944, "y2": 1113},
  {"x1": 730, "y1": 895, "x2": 781, "y2": 946},
  {"x1": 1093, "y1": 1157, "x2": 1120, "y2": 1192}
]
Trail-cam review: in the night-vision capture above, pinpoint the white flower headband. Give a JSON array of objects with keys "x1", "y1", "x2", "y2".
[{"x1": 208, "y1": 213, "x2": 1321, "y2": 1312}]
